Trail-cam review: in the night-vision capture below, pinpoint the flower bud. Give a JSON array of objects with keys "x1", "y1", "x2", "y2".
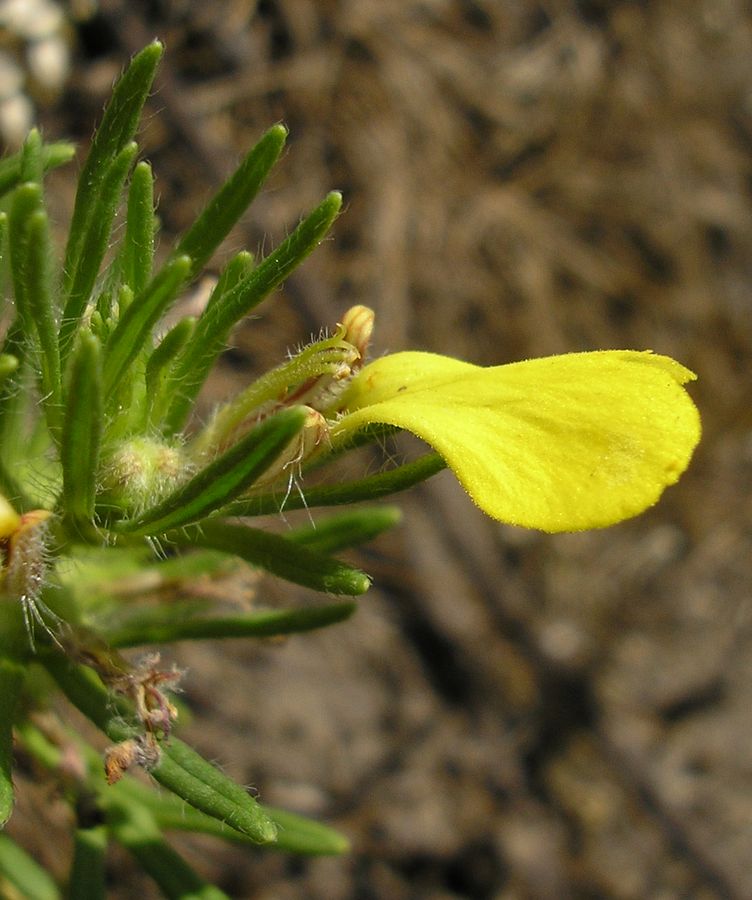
[
  {"x1": 101, "y1": 437, "x2": 188, "y2": 514},
  {"x1": 339, "y1": 305, "x2": 374, "y2": 364}
]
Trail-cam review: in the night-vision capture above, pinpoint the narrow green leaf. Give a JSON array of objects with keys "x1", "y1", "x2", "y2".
[
  {"x1": 68, "y1": 826, "x2": 107, "y2": 900},
  {"x1": 0, "y1": 658, "x2": 24, "y2": 825},
  {"x1": 15, "y1": 721, "x2": 63, "y2": 770},
  {"x1": 227, "y1": 452, "x2": 447, "y2": 516},
  {"x1": 120, "y1": 779, "x2": 349, "y2": 855},
  {"x1": 42, "y1": 141, "x2": 77, "y2": 174},
  {"x1": 203, "y1": 250, "x2": 254, "y2": 315},
  {"x1": 120, "y1": 161, "x2": 155, "y2": 295},
  {"x1": 147, "y1": 253, "x2": 252, "y2": 425},
  {"x1": 174, "y1": 124, "x2": 287, "y2": 277},
  {"x1": 143, "y1": 317, "x2": 195, "y2": 428},
  {"x1": 40, "y1": 655, "x2": 133, "y2": 740},
  {"x1": 0, "y1": 321, "x2": 32, "y2": 507},
  {"x1": 63, "y1": 42, "x2": 162, "y2": 295},
  {"x1": 20, "y1": 725, "x2": 233, "y2": 895},
  {"x1": 26, "y1": 210, "x2": 62, "y2": 429},
  {"x1": 61, "y1": 332, "x2": 102, "y2": 534},
  {"x1": 107, "y1": 798, "x2": 230, "y2": 900},
  {"x1": 7, "y1": 185, "x2": 63, "y2": 436},
  {"x1": 319, "y1": 424, "x2": 403, "y2": 464},
  {"x1": 163, "y1": 191, "x2": 343, "y2": 434},
  {"x1": 60, "y1": 141, "x2": 139, "y2": 357},
  {"x1": 0, "y1": 471, "x2": 27, "y2": 517},
  {"x1": 106, "y1": 600, "x2": 357, "y2": 647},
  {"x1": 113, "y1": 406, "x2": 307, "y2": 534},
  {"x1": 42, "y1": 654, "x2": 278, "y2": 846},
  {"x1": 148, "y1": 318, "x2": 196, "y2": 366},
  {"x1": 0, "y1": 140, "x2": 75, "y2": 197},
  {"x1": 288, "y1": 506, "x2": 402, "y2": 554},
  {"x1": 8, "y1": 181, "x2": 43, "y2": 335},
  {"x1": 102, "y1": 255, "x2": 191, "y2": 399},
  {"x1": 0, "y1": 833, "x2": 60, "y2": 900},
  {"x1": 264, "y1": 806, "x2": 350, "y2": 855},
  {"x1": 170, "y1": 521, "x2": 371, "y2": 595},
  {"x1": 20, "y1": 128, "x2": 44, "y2": 184},
  {"x1": 153, "y1": 739, "x2": 278, "y2": 845}
]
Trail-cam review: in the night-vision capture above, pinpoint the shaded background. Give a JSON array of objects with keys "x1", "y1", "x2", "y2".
[{"x1": 5, "y1": 1, "x2": 752, "y2": 897}]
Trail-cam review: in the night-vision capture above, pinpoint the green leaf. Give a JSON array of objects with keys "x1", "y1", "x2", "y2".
[
  {"x1": 40, "y1": 654, "x2": 133, "y2": 740},
  {"x1": 289, "y1": 506, "x2": 402, "y2": 554},
  {"x1": 19, "y1": 725, "x2": 230, "y2": 897},
  {"x1": 43, "y1": 654, "x2": 278, "y2": 845},
  {"x1": 120, "y1": 160, "x2": 156, "y2": 295},
  {"x1": 60, "y1": 141, "x2": 139, "y2": 358},
  {"x1": 0, "y1": 658, "x2": 24, "y2": 826},
  {"x1": 0, "y1": 141, "x2": 74, "y2": 198},
  {"x1": 203, "y1": 250, "x2": 254, "y2": 315},
  {"x1": 113, "y1": 406, "x2": 307, "y2": 534},
  {"x1": 20, "y1": 128, "x2": 44, "y2": 184},
  {"x1": 143, "y1": 317, "x2": 196, "y2": 428},
  {"x1": 119, "y1": 779, "x2": 350, "y2": 855},
  {"x1": 162, "y1": 191, "x2": 343, "y2": 434},
  {"x1": 8, "y1": 181, "x2": 43, "y2": 336},
  {"x1": 102, "y1": 255, "x2": 192, "y2": 400},
  {"x1": 62, "y1": 42, "x2": 162, "y2": 305},
  {"x1": 7, "y1": 185, "x2": 63, "y2": 434},
  {"x1": 264, "y1": 806, "x2": 350, "y2": 855},
  {"x1": 227, "y1": 452, "x2": 447, "y2": 516},
  {"x1": 25, "y1": 210, "x2": 62, "y2": 432},
  {"x1": 15, "y1": 721, "x2": 62, "y2": 771},
  {"x1": 153, "y1": 738, "x2": 278, "y2": 845},
  {"x1": 106, "y1": 798, "x2": 230, "y2": 900},
  {"x1": 170, "y1": 521, "x2": 371, "y2": 595},
  {"x1": 68, "y1": 826, "x2": 107, "y2": 900},
  {"x1": 0, "y1": 833, "x2": 60, "y2": 900},
  {"x1": 0, "y1": 321, "x2": 32, "y2": 507},
  {"x1": 105, "y1": 599, "x2": 357, "y2": 647},
  {"x1": 61, "y1": 332, "x2": 102, "y2": 535},
  {"x1": 174, "y1": 124, "x2": 287, "y2": 277},
  {"x1": 147, "y1": 253, "x2": 252, "y2": 426}
]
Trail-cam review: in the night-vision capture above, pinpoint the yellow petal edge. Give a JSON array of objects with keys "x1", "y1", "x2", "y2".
[{"x1": 333, "y1": 350, "x2": 700, "y2": 533}]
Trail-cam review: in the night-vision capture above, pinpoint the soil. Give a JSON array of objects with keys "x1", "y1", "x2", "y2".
[{"x1": 8, "y1": 1, "x2": 752, "y2": 898}]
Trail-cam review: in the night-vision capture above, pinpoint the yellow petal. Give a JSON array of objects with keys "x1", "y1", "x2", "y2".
[
  {"x1": 0, "y1": 496, "x2": 20, "y2": 539},
  {"x1": 333, "y1": 350, "x2": 700, "y2": 532}
]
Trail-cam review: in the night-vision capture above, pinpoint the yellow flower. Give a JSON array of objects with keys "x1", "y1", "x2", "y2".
[{"x1": 330, "y1": 349, "x2": 700, "y2": 532}]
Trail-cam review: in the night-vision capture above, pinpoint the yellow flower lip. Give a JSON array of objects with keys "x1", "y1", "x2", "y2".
[{"x1": 331, "y1": 349, "x2": 701, "y2": 533}]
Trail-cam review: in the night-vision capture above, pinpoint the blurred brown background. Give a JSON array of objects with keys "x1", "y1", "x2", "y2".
[{"x1": 6, "y1": 0, "x2": 752, "y2": 897}]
